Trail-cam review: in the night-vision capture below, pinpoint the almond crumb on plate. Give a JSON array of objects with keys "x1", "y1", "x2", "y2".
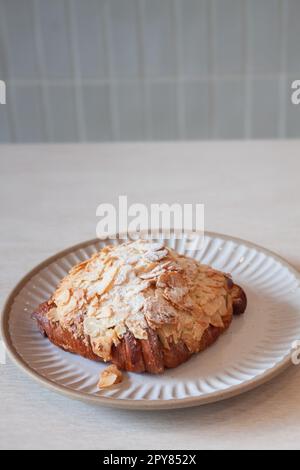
[{"x1": 98, "y1": 364, "x2": 123, "y2": 389}]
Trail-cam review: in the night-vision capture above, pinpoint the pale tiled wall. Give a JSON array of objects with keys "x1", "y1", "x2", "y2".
[{"x1": 0, "y1": 0, "x2": 299, "y2": 142}]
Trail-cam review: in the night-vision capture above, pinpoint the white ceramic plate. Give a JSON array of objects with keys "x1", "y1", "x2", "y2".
[{"x1": 2, "y1": 232, "x2": 300, "y2": 410}]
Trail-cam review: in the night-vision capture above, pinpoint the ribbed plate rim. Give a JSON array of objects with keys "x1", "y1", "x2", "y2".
[{"x1": 1, "y1": 231, "x2": 299, "y2": 410}]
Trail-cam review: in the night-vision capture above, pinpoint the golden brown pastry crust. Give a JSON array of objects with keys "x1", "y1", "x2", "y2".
[
  {"x1": 32, "y1": 290, "x2": 246, "y2": 372},
  {"x1": 32, "y1": 302, "x2": 238, "y2": 373},
  {"x1": 32, "y1": 240, "x2": 247, "y2": 373},
  {"x1": 32, "y1": 301, "x2": 101, "y2": 362}
]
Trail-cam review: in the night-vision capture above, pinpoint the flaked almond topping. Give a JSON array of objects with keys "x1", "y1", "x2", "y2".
[
  {"x1": 135, "y1": 261, "x2": 157, "y2": 275},
  {"x1": 87, "y1": 265, "x2": 118, "y2": 298},
  {"x1": 98, "y1": 364, "x2": 123, "y2": 389},
  {"x1": 49, "y1": 239, "x2": 234, "y2": 361},
  {"x1": 99, "y1": 305, "x2": 113, "y2": 318},
  {"x1": 210, "y1": 313, "x2": 224, "y2": 328},
  {"x1": 144, "y1": 248, "x2": 169, "y2": 262},
  {"x1": 114, "y1": 265, "x2": 131, "y2": 285},
  {"x1": 157, "y1": 271, "x2": 185, "y2": 289},
  {"x1": 47, "y1": 307, "x2": 59, "y2": 322},
  {"x1": 69, "y1": 259, "x2": 89, "y2": 275},
  {"x1": 144, "y1": 290, "x2": 177, "y2": 327},
  {"x1": 202, "y1": 295, "x2": 226, "y2": 317},
  {"x1": 55, "y1": 288, "x2": 71, "y2": 306},
  {"x1": 165, "y1": 261, "x2": 183, "y2": 272},
  {"x1": 163, "y1": 286, "x2": 189, "y2": 304},
  {"x1": 125, "y1": 255, "x2": 140, "y2": 265},
  {"x1": 139, "y1": 270, "x2": 164, "y2": 280},
  {"x1": 138, "y1": 263, "x2": 168, "y2": 280},
  {"x1": 114, "y1": 323, "x2": 127, "y2": 338},
  {"x1": 148, "y1": 242, "x2": 165, "y2": 252}
]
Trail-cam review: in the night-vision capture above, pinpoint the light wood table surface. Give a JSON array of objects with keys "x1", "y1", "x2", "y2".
[{"x1": 1, "y1": 141, "x2": 300, "y2": 450}]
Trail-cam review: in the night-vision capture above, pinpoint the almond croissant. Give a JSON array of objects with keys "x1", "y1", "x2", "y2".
[{"x1": 32, "y1": 240, "x2": 247, "y2": 373}]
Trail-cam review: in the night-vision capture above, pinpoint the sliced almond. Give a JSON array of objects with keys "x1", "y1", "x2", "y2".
[
  {"x1": 47, "y1": 307, "x2": 60, "y2": 322},
  {"x1": 114, "y1": 265, "x2": 131, "y2": 285},
  {"x1": 55, "y1": 288, "x2": 71, "y2": 306},
  {"x1": 148, "y1": 242, "x2": 165, "y2": 252},
  {"x1": 125, "y1": 255, "x2": 140, "y2": 265},
  {"x1": 144, "y1": 249, "x2": 169, "y2": 262},
  {"x1": 202, "y1": 295, "x2": 226, "y2": 317},
  {"x1": 69, "y1": 260, "x2": 89, "y2": 275},
  {"x1": 210, "y1": 313, "x2": 224, "y2": 328},
  {"x1": 115, "y1": 323, "x2": 127, "y2": 338},
  {"x1": 87, "y1": 265, "x2": 118, "y2": 299},
  {"x1": 139, "y1": 269, "x2": 164, "y2": 280},
  {"x1": 98, "y1": 364, "x2": 123, "y2": 389}
]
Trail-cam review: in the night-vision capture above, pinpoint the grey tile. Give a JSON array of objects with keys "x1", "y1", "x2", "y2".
[
  {"x1": 0, "y1": 79, "x2": 6, "y2": 104},
  {"x1": 47, "y1": 84, "x2": 79, "y2": 141},
  {"x1": 214, "y1": 0, "x2": 244, "y2": 75},
  {"x1": 117, "y1": 82, "x2": 146, "y2": 140},
  {"x1": 183, "y1": 80, "x2": 212, "y2": 139},
  {"x1": 2, "y1": 0, "x2": 40, "y2": 79},
  {"x1": 251, "y1": 78, "x2": 280, "y2": 138},
  {"x1": 109, "y1": 0, "x2": 140, "y2": 78},
  {"x1": 0, "y1": 9, "x2": 8, "y2": 80},
  {"x1": 73, "y1": 0, "x2": 108, "y2": 80},
  {"x1": 247, "y1": 0, "x2": 281, "y2": 74},
  {"x1": 38, "y1": 0, "x2": 73, "y2": 79},
  {"x1": 286, "y1": 77, "x2": 300, "y2": 137},
  {"x1": 179, "y1": 0, "x2": 210, "y2": 78},
  {"x1": 13, "y1": 84, "x2": 45, "y2": 142},
  {"x1": 0, "y1": 44, "x2": 5, "y2": 80},
  {"x1": 148, "y1": 82, "x2": 178, "y2": 139},
  {"x1": 82, "y1": 84, "x2": 112, "y2": 141},
  {"x1": 0, "y1": 100, "x2": 11, "y2": 142},
  {"x1": 214, "y1": 79, "x2": 245, "y2": 139},
  {"x1": 287, "y1": 0, "x2": 300, "y2": 74},
  {"x1": 143, "y1": 0, "x2": 176, "y2": 78}
]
